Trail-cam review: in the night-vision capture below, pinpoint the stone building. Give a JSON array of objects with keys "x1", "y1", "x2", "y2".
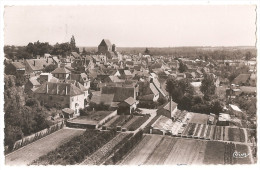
[{"x1": 33, "y1": 82, "x2": 85, "y2": 116}]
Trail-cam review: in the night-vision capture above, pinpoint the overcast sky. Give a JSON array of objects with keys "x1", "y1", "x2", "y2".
[{"x1": 4, "y1": 5, "x2": 257, "y2": 47}]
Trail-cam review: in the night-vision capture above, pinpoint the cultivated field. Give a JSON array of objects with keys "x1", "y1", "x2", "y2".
[
  {"x1": 81, "y1": 133, "x2": 132, "y2": 165},
  {"x1": 120, "y1": 135, "x2": 162, "y2": 165},
  {"x1": 189, "y1": 113, "x2": 209, "y2": 124},
  {"x1": 120, "y1": 134, "x2": 252, "y2": 165},
  {"x1": 5, "y1": 128, "x2": 85, "y2": 165}
]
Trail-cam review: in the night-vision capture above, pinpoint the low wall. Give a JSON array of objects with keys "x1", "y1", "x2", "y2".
[
  {"x1": 67, "y1": 110, "x2": 117, "y2": 129},
  {"x1": 66, "y1": 121, "x2": 97, "y2": 129},
  {"x1": 97, "y1": 110, "x2": 117, "y2": 127}
]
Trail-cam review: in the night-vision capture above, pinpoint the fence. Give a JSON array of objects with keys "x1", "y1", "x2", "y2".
[{"x1": 12, "y1": 121, "x2": 65, "y2": 151}]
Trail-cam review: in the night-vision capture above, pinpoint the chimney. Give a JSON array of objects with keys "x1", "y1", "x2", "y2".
[
  {"x1": 46, "y1": 83, "x2": 48, "y2": 93},
  {"x1": 65, "y1": 85, "x2": 68, "y2": 95},
  {"x1": 33, "y1": 60, "x2": 36, "y2": 66}
]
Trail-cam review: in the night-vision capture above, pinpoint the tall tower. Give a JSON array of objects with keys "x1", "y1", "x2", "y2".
[{"x1": 112, "y1": 44, "x2": 116, "y2": 52}]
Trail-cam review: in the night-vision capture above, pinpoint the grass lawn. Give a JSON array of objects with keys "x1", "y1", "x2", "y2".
[{"x1": 5, "y1": 128, "x2": 85, "y2": 165}]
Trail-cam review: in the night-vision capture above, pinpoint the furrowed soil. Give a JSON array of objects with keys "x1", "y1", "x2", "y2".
[{"x1": 5, "y1": 128, "x2": 85, "y2": 165}]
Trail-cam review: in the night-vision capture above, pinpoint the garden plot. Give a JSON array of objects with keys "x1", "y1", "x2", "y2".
[
  {"x1": 122, "y1": 116, "x2": 140, "y2": 129},
  {"x1": 127, "y1": 115, "x2": 150, "y2": 131},
  {"x1": 163, "y1": 138, "x2": 207, "y2": 165},
  {"x1": 224, "y1": 126, "x2": 229, "y2": 141},
  {"x1": 105, "y1": 115, "x2": 132, "y2": 129},
  {"x1": 120, "y1": 135, "x2": 162, "y2": 165},
  {"x1": 234, "y1": 144, "x2": 252, "y2": 164},
  {"x1": 189, "y1": 113, "x2": 209, "y2": 124},
  {"x1": 193, "y1": 124, "x2": 202, "y2": 138},
  {"x1": 203, "y1": 141, "x2": 225, "y2": 164},
  {"x1": 199, "y1": 124, "x2": 207, "y2": 139},
  {"x1": 227, "y1": 127, "x2": 246, "y2": 143},
  {"x1": 31, "y1": 130, "x2": 117, "y2": 165},
  {"x1": 103, "y1": 116, "x2": 119, "y2": 129},
  {"x1": 209, "y1": 125, "x2": 216, "y2": 140},
  {"x1": 5, "y1": 128, "x2": 85, "y2": 165},
  {"x1": 81, "y1": 133, "x2": 132, "y2": 165},
  {"x1": 119, "y1": 134, "x2": 252, "y2": 165},
  {"x1": 182, "y1": 123, "x2": 192, "y2": 137},
  {"x1": 213, "y1": 126, "x2": 222, "y2": 141},
  {"x1": 144, "y1": 136, "x2": 178, "y2": 165}
]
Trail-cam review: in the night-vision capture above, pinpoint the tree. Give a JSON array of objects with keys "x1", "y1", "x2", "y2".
[
  {"x1": 25, "y1": 41, "x2": 52, "y2": 57},
  {"x1": 82, "y1": 47, "x2": 87, "y2": 56},
  {"x1": 70, "y1": 35, "x2": 79, "y2": 53},
  {"x1": 200, "y1": 73, "x2": 216, "y2": 98},
  {"x1": 178, "y1": 94, "x2": 193, "y2": 111},
  {"x1": 43, "y1": 64, "x2": 57, "y2": 73},
  {"x1": 51, "y1": 42, "x2": 72, "y2": 57},
  {"x1": 178, "y1": 61, "x2": 187, "y2": 73},
  {"x1": 144, "y1": 48, "x2": 150, "y2": 55},
  {"x1": 210, "y1": 100, "x2": 223, "y2": 116},
  {"x1": 178, "y1": 78, "x2": 195, "y2": 95},
  {"x1": 166, "y1": 78, "x2": 194, "y2": 103},
  {"x1": 245, "y1": 51, "x2": 252, "y2": 63},
  {"x1": 166, "y1": 78, "x2": 182, "y2": 103}
]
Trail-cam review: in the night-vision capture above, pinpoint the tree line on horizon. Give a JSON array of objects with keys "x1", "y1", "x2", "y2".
[{"x1": 4, "y1": 36, "x2": 256, "y2": 61}]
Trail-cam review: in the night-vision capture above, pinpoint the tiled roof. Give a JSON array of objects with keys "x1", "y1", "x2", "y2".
[
  {"x1": 11, "y1": 62, "x2": 25, "y2": 69},
  {"x1": 69, "y1": 73, "x2": 88, "y2": 83},
  {"x1": 75, "y1": 82, "x2": 88, "y2": 91},
  {"x1": 91, "y1": 91, "x2": 114, "y2": 105},
  {"x1": 62, "y1": 108, "x2": 74, "y2": 114},
  {"x1": 71, "y1": 52, "x2": 80, "y2": 58},
  {"x1": 233, "y1": 74, "x2": 250, "y2": 84},
  {"x1": 51, "y1": 67, "x2": 71, "y2": 74},
  {"x1": 123, "y1": 97, "x2": 136, "y2": 106},
  {"x1": 108, "y1": 76, "x2": 124, "y2": 83},
  {"x1": 26, "y1": 59, "x2": 50, "y2": 71},
  {"x1": 163, "y1": 100, "x2": 178, "y2": 112},
  {"x1": 103, "y1": 39, "x2": 112, "y2": 47},
  {"x1": 124, "y1": 70, "x2": 132, "y2": 76},
  {"x1": 126, "y1": 61, "x2": 134, "y2": 66},
  {"x1": 138, "y1": 94, "x2": 154, "y2": 101},
  {"x1": 101, "y1": 86, "x2": 135, "y2": 102},
  {"x1": 34, "y1": 82, "x2": 84, "y2": 96},
  {"x1": 152, "y1": 78, "x2": 167, "y2": 97},
  {"x1": 29, "y1": 76, "x2": 40, "y2": 86},
  {"x1": 149, "y1": 83, "x2": 159, "y2": 95}
]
